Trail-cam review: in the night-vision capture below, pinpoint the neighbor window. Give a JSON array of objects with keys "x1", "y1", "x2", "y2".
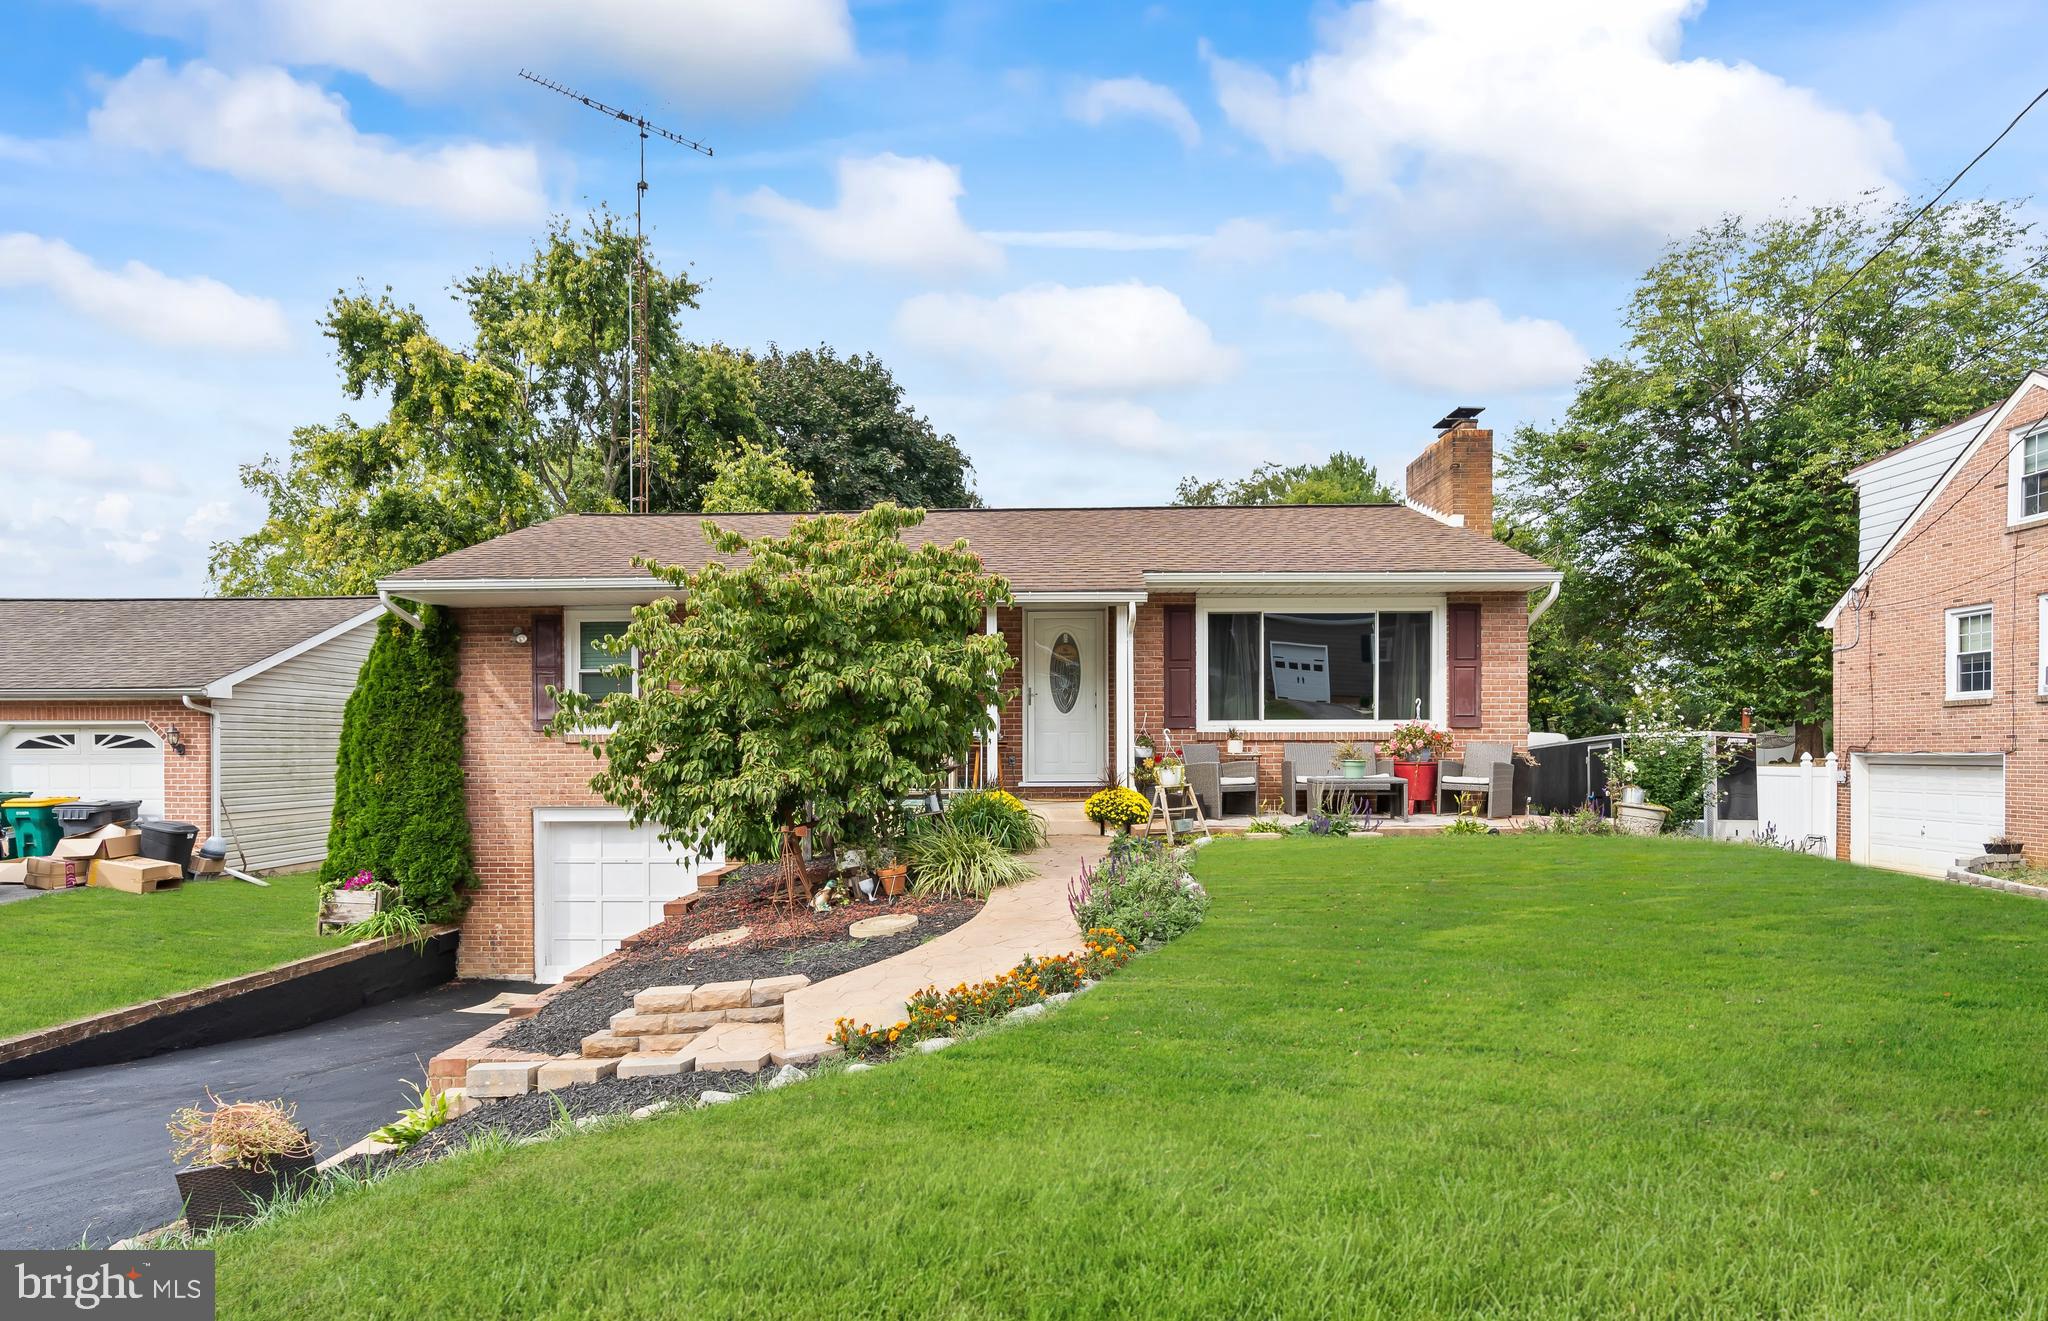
[
  {"x1": 1204, "y1": 610, "x2": 1433, "y2": 723},
  {"x1": 1947, "y1": 606, "x2": 1992, "y2": 698},
  {"x1": 570, "y1": 617, "x2": 637, "y2": 699},
  {"x1": 2025, "y1": 432, "x2": 2048, "y2": 518}
]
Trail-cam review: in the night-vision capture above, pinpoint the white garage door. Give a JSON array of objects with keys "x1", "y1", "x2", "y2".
[
  {"x1": 1861, "y1": 758, "x2": 2004, "y2": 876},
  {"x1": 0, "y1": 727, "x2": 166, "y2": 817},
  {"x1": 534, "y1": 812, "x2": 720, "y2": 982}
]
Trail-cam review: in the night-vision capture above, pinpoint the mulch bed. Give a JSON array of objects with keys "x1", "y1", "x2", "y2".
[
  {"x1": 389, "y1": 1070, "x2": 760, "y2": 1169},
  {"x1": 498, "y1": 862, "x2": 982, "y2": 1057}
]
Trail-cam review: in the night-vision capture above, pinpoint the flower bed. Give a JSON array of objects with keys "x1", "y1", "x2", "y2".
[{"x1": 1067, "y1": 834, "x2": 1210, "y2": 944}]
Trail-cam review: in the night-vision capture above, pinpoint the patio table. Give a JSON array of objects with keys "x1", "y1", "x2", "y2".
[{"x1": 1304, "y1": 773, "x2": 1407, "y2": 820}]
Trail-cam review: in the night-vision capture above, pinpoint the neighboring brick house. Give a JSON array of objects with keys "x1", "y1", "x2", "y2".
[
  {"x1": 0, "y1": 597, "x2": 381, "y2": 871},
  {"x1": 380, "y1": 413, "x2": 1559, "y2": 981},
  {"x1": 1824, "y1": 370, "x2": 2048, "y2": 874}
]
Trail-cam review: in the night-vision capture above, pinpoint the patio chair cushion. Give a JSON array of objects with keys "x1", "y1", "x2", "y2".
[{"x1": 1439, "y1": 774, "x2": 1492, "y2": 790}]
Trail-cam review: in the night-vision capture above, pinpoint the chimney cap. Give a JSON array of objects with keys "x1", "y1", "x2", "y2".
[{"x1": 1433, "y1": 405, "x2": 1485, "y2": 433}]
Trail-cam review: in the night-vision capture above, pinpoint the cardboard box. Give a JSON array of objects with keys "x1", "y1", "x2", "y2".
[
  {"x1": 0, "y1": 859, "x2": 25, "y2": 886},
  {"x1": 89, "y1": 856, "x2": 183, "y2": 894},
  {"x1": 50, "y1": 825, "x2": 140, "y2": 861},
  {"x1": 188, "y1": 854, "x2": 224, "y2": 877},
  {"x1": 25, "y1": 856, "x2": 91, "y2": 889}
]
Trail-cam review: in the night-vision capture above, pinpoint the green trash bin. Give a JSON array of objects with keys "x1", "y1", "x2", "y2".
[
  {"x1": 0, "y1": 791, "x2": 27, "y2": 859},
  {"x1": 2, "y1": 796, "x2": 78, "y2": 859}
]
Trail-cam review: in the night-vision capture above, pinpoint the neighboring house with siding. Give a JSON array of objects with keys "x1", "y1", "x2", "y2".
[
  {"x1": 1824, "y1": 371, "x2": 2048, "y2": 875},
  {"x1": 0, "y1": 597, "x2": 380, "y2": 872},
  {"x1": 376, "y1": 411, "x2": 1562, "y2": 981}
]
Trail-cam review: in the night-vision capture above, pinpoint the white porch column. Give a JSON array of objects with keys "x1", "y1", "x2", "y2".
[
  {"x1": 1117, "y1": 600, "x2": 1136, "y2": 787},
  {"x1": 985, "y1": 607, "x2": 1000, "y2": 788}
]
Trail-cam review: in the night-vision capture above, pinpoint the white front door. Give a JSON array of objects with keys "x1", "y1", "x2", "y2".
[
  {"x1": 1025, "y1": 610, "x2": 1105, "y2": 785},
  {"x1": 1856, "y1": 757, "x2": 2004, "y2": 876},
  {"x1": 0, "y1": 726, "x2": 166, "y2": 817},
  {"x1": 533, "y1": 811, "x2": 721, "y2": 982}
]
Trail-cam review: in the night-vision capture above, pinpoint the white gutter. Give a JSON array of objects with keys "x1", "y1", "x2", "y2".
[
  {"x1": 378, "y1": 589, "x2": 424, "y2": 630},
  {"x1": 1528, "y1": 578, "x2": 1561, "y2": 625},
  {"x1": 1143, "y1": 570, "x2": 1561, "y2": 588}
]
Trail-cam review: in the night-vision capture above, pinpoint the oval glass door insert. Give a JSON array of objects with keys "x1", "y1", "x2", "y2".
[{"x1": 1049, "y1": 633, "x2": 1082, "y2": 713}]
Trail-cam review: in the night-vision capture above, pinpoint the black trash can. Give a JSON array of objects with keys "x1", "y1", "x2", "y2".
[{"x1": 137, "y1": 819, "x2": 199, "y2": 872}]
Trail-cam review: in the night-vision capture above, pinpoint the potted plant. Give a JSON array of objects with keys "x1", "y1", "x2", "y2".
[
  {"x1": 1155, "y1": 752, "x2": 1186, "y2": 790},
  {"x1": 1084, "y1": 787, "x2": 1150, "y2": 834},
  {"x1": 1332, "y1": 741, "x2": 1369, "y2": 779},
  {"x1": 1604, "y1": 753, "x2": 1645, "y2": 805},
  {"x1": 1385, "y1": 721, "x2": 1453, "y2": 814},
  {"x1": 875, "y1": 844, "x2": 909, "y2": 897},
  {"x1": 317, "y1": 869, "x2": 387, "y2": 934},
  {"x1": 1224, "y1": 726, "x2": 1245, "y2": 756},
  {"x1": 168, "y1": 1093, "x2": 318, "y2": 1232}
]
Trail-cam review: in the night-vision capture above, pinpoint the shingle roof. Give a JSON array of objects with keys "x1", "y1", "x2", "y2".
[
  {"x1": 0, "y1": 597, "x2": 379, "y2": 696},
  {"x1": 384, "y1": 506, "x2": 1551, "y2": 593}
]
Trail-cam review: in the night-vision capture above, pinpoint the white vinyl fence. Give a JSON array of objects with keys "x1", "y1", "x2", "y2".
[{"x1": 1754, "y1": 752, "x2": 1839, "y2": 855}]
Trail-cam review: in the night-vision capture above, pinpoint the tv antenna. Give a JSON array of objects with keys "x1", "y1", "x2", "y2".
[{"x1": 519, "y1": 69, "x2": 713, "y2": 513}]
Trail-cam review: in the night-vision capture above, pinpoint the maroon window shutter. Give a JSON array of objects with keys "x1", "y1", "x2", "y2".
[
  {"x1": 1448, "y1": 603, "x2": 1481, "y2": 729},
  {"x1": 1163, "y1": 605, "x2": 1196, "y2": 728},
  {"x1": 531, "y1": 612, "x2": 563, "y2": 731}
]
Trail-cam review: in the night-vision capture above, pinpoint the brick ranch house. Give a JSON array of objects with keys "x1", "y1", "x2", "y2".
[
  {"x1": 378, "y1": 415, "x2": 1560, "y2": 981},
  {"x1": 0, "y1": 597, "x2": 381, "y2": 871},
  {"x1": 1824, "y1": 370, "x2": 2048, "y2": 875}
]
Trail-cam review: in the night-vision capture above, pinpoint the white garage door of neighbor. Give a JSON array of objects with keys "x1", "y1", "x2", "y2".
[
  {"x1": 534, "y1": 813, "x2": 720, "y2": 982},
  {"x1": 0, "y1": 727, "x2": 166, "y2": 817},
  {"x1": 1862, "y1": 759, "x2": 2004, "y2": 876}
]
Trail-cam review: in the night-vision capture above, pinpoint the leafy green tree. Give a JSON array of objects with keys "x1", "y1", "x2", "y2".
[
  {"x1": 1507, "y1": 199, "x2": 2048, "y2": 745},
  {"x1": 550, "y1": 505, "x2": 1011, "y2": 896},
  {"x1": 1175, "y1": 452, "x2": 1399, "y2": 506},
  {"x1": 323, "y1": 608, "x2": 476, "y2": 921},
  {"x1": 751, "y1": 344, "x2": 978, "y2": 509},
  {"x1": 700, "y1": 440, "x2": 816, "y2": 513}
]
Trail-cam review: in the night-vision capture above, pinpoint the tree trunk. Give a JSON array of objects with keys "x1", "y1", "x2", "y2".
[{"x1": 1793, "y1": 721, "x2": 1826, "y2": 761}]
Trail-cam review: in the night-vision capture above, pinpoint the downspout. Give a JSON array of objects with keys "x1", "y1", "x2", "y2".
[
  {"x1": 1528, "y1": 578, "x2": 1561, "y2": 626},
  {"x1": 378, "y1": 589, "x2": 424, "y2": 630},
  {"x1": 181, "y1": 695, "x2": 220, "y2": 839}
]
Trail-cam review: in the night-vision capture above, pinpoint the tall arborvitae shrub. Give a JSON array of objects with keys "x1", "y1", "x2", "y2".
[{"x1": 322, "y1": 605, "x2": 476, "y2": 921}]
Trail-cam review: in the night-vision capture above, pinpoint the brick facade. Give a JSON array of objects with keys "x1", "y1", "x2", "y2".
[
  {"x1": 1832, "y1": 382, "x2": 2048, "y2": 861},
  {"x1": 1404, "y1": 423, "x2": 1495, "y2": 529},
  {"x1": 0, "y1": 698, "x2": 212, "y2": 835}
]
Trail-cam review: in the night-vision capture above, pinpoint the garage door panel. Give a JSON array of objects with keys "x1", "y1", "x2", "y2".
[
  {"x1": 535, "y1": 814, "x2": 721, "y2": 981},
  {"x1": 1863, "y1": 760, "x2": 2003, "y2": 876},
  {"x1": 0, "y1": 726, "x2": 165, "y2": 818}
]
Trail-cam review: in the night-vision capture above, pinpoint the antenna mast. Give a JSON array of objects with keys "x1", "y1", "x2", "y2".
[{"x1": 518, "y1": 69, "x2": 712, "y2": 513}]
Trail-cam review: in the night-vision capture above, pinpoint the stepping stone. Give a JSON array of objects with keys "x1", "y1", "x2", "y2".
[
  {"x1": 634, "y1": 985, "x2": 698, "y2": 1013},
  {"x1": 915, "y1": 1036, "x2": 955, "y2": 1054},
  {"x1": 850, "y1": 914, "x2": 918, "y2": 940},
  {"x1": 617, "y1": 1053, "x2": 692, "y2": 1078},
  {"x1": 691, "y1": 980, "x2": 752, "y2": 1011},
  {"x1": 537, "y1": 1058, "x2": 617, "y2": 1090},
  {"x1": 608, "y1": 1012, "x2": 672, "y2": 1036},
  {"x1": 465, "y1": 1061, "x2": 542, "y2": 1098},
  {"x1": 693, "y1": 1023, "x2": 780, "y2": 1073},
  {"x1": 687, "y1": 926, "x2": 751, "y2": 951},
  {"x1": 580, "y1": 1032, "x2": 638, "y2": 1059},
  {"x1": 748, "y1": 974, "x2": 810, "y2": 1006}
]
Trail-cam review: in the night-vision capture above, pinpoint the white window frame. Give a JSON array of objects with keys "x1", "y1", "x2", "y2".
[
  {"x1": 2007, "y1": 423, "x2": 2048, "y2": 528},
  {"x1": 1194, "y1": 596, "x2": 1446, "y2": 733},
  {"x1": 1946, "y1": 604, "x2": 1994, "y2": 700},
  {"x1": 562, "y1": 609, "x2": 640, "y2": 701}
]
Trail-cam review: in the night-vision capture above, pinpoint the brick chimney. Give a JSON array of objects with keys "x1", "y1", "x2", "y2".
[{"x1": 1404, "y1": 406, "x2": 1493, "y2": 534}]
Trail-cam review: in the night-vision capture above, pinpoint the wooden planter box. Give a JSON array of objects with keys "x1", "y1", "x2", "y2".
[
  {"x1": 175, "y1": 1148, "x2": 318, "y2": 1232},
  {"x1": 318, "y1": 887, "x2": 383, "y2": 934}
]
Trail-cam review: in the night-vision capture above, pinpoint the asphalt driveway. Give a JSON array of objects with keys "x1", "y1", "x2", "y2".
[{"x1": 0, "y1": 977, "x2": 541, "y2": 1249}]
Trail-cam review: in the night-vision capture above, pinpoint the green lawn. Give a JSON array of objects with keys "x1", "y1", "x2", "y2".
[
  {"x1": 217, "y1": 838, "x2": 2048, "y2": 1317},
  {"x1": 0, "y1": 873, "x2": 343, "y2": 1038}
]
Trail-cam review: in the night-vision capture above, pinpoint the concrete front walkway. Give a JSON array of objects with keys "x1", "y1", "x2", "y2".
[{"x1": 781, "y1": 804, "x2": 1102, "y2": 1052}]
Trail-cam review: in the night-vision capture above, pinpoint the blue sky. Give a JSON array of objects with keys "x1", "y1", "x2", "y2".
[{"x1": 2, "y1": 0, "x2": 2045, "y2": 594}]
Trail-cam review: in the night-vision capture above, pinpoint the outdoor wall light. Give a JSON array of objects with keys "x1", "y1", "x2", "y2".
[{"x1": 511, "y1": 628, "x2": 530, "y2": 645}]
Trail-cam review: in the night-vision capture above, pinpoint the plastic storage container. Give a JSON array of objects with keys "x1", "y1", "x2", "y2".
[
  {"x1": 137, "y1": 819, "x2": 199, "y2": 872},
  {"x1": 2, "y1": 796, "x2": 80, "y2": 859},
  {"x1": 55, "y1": 801, "x2": 122, "y2": 836}
]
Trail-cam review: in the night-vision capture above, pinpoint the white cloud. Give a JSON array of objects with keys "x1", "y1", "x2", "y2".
[
  {"x1": 896, "y1": 282, "x2": 1238, "y2": 393},
  {"x1": 985, "y1": 218, "x2": 1338, "y2": 264},
  {"x1": 0, "y1": 233, "x2": 290, "y2": 352},
  {"x1": 1068, "y1": 76, "x2": 1201, "y2": 146},
  {"x1": 1206, "y1": 0, "x2": 1902, "y2": 240},
  {"x1": 1005, "y1": 393, "x2": 1183, "y2": 453},
  {"x1": 87, "y1": 0, "x2": 854, "y2": 108},
  {"x1": 738, "y1": 154, "x2": 1003, "y2": 277},
  {"x1": 89, "y1": 60, "x2": 545, "y2": 224},
  {"x1": 1284, "y1": 284, "x2": 1586, "y2": 393}
]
